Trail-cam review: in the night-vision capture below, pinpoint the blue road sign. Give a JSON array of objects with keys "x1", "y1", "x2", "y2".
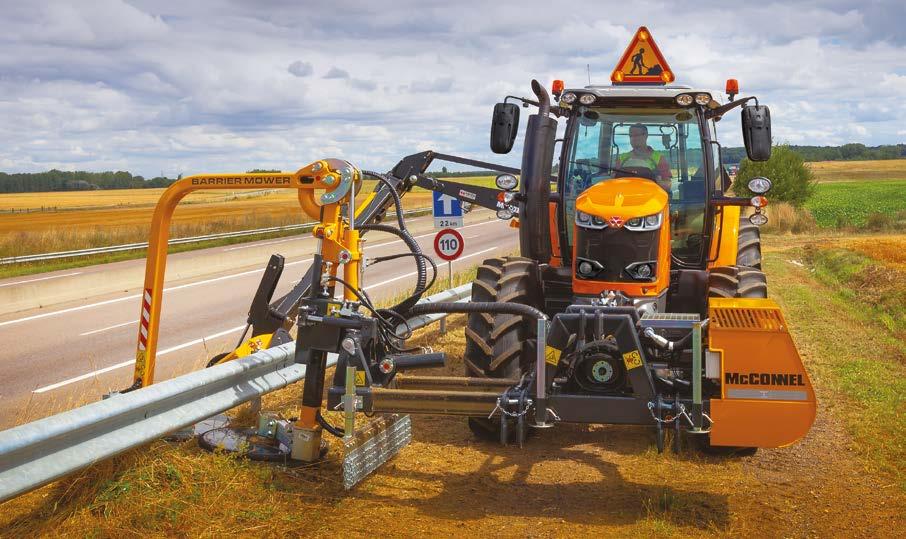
[{"x1": 432, "y1": 191, "x2": 463, "y2": 229}]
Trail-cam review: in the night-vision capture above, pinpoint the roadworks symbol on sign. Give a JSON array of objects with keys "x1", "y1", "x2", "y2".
[{"x1": 611, "y1": 26, "x2": 674, "y2": 85}]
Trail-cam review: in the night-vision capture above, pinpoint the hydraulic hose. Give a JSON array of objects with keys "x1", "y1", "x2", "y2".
[
  {"x1": 362, "y1": 170, "x2": 406, "y2": 230},
  {"x1": 406, "y1": 301, "x2": 547, "y2": 322},
  {"x1": 316, "y1": 409, "x2": 344, "y2": 437},
  {"x1": 359, "y1": 223, "x2": 428, "y2": 315}
]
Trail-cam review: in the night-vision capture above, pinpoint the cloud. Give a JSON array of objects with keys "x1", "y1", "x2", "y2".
[
  {"x1": 409, "y1": 77, "x2": 453, "y2": 93},
  {"x1": 287, "y1": 60, "x2": 312, "y2": 77},
  {"x1": 349, "y1": 78, "x2": 377, "y2": 91},
  {"x1": 0, "y1": 0, "x2": 903, "y2": 177},
  {"x1": 323, "y1": 67, "x2": 350, "y2": 79}
]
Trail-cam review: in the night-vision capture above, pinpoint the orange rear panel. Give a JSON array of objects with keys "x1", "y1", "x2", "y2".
[{"x1": 707, "y1": 297, "x2": 816, "y2": 447}]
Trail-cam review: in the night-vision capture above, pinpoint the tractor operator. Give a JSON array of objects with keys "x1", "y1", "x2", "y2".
[{"x1": 621, "y1": 123, "x2": 672, "y2": 191}]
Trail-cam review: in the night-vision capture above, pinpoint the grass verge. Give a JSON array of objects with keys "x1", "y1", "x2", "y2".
[{"x1": 763, "y1": 236, "x2": 905, "y2": 489}]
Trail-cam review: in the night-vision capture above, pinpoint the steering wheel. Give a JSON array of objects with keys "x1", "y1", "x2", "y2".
[{"x1": 613, "y1": 165, "x2": 655, "y2": 181}]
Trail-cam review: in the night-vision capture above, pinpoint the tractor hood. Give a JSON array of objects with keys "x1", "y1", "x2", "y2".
[{"x1": 575, "y1": 178, "x2": 668, "y2": 224}]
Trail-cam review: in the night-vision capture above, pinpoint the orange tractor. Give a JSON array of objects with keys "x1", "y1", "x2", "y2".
[{"x1": 131, "y1": 27, "x2": 814, "y2": 465}]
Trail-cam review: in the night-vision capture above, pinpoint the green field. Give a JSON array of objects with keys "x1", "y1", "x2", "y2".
[{"x1": 806, "y1": 180, "x2": 906, "y2": 228}]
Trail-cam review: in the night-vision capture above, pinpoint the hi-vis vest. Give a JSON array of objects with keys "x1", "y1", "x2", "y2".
[{"x1": 621, "y1": 149, "x2": 662, "y2": 170}]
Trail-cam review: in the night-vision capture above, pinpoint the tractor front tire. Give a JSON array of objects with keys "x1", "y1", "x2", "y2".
[
  {"x1": 463, "y1": 256, "x2": 542, "y2": 442},
  {"x1": 736, "y1": 217, "x2": 763, "y2": 269}
]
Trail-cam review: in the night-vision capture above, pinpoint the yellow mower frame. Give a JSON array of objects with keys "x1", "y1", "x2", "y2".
[{"x1": 130, "y1": 159, "x2": 366, "y2": 388}]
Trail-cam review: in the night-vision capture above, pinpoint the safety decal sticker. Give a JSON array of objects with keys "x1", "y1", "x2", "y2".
[
  {"x1": 545, "y1": 346, "x2": 560, "y2": 367},
  {"x1": 622, "y1": 349, "x2": 643, "y2": 370}
]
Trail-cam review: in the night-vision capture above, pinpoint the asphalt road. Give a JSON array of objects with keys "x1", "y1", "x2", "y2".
[{"x1": 0, "y1": 210, "x2": 517, "y2": 429}]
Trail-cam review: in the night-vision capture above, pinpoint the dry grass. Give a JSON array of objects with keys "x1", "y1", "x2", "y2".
[
  {"x1": 843, "y1": 238, "x2": 906, "y2": 270},
  {"x1": 758, "y1": 201, "x2": 818, "y2": 234},
  {"x1": 0, "y1": 188, "x2": 433, "y2": 259},
  {"x1": 2, "y1": 251, "x2": 906, "y2": 536},
  {"x1": 809, "y1": 159, "x2": 906, "y2": 183},
  {"x1": 0, "y1": 176, "x2": 496, "y2": 259}
]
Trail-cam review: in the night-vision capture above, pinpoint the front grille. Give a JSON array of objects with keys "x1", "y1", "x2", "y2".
[
  {"x1": 574, "y1": 225, "x2": 659, "y2": 282},
  {"x1": 711, "y1": 307, "x2": 784, "y2": 331}
]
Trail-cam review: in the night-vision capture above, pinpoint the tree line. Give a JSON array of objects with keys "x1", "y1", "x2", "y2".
[
  {"x1": 721, "y1": 143, "x2": 905, "y2": 165},
  {"x1": 0, "y1": 170, "x2": 176, "y2": 193},
  {"x1": 1, "y1": 143, "x2": 903, "y2": 193}
]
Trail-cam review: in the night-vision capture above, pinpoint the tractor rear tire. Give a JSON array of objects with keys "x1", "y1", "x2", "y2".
[
  {"x1": 463, "y1": 256, "x2": 542, "y2": 442},
  {"x1": 708, "y1": 265, "x2": 767, "y2": 299},
  {"x1": 736, "y1": 217, "x2": 762, "y2": 269}
]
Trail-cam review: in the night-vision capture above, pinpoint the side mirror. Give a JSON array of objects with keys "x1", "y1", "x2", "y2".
[
  {"x1": 741, "y1": 105, "x2": 772, "y2": 161},
  {"x1": 490, "y1": 103, "x2": 520, "y2": 154}
]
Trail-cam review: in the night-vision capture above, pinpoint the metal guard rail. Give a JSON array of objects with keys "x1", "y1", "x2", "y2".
[
  {"x1": 0, "y1": 207, "x2": 431, "y2": 265},
  {"x1": 0, "y1": 283, "x2": 471, "y2": 503}
]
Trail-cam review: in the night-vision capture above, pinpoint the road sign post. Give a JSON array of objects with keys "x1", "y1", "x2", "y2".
[
  {"x1": 433, "y1": 228, "x2": 464, "y2": 335},
  {"x1": 432, "y1": 191, "x2": 463, "y2": 229}
]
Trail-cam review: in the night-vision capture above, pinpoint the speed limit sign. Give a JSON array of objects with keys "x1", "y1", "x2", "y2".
[{"x1": 433, "y1": 228, "x2": 464, "y2": 261}]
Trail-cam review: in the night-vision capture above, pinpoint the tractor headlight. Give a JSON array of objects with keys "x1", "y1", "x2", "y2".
[
  {"x1": 749, "y1": 212, "x2": 768, "y2": 226},
  {"x1": 576, "y1": 210, "x2": 607, "y2": 229},
  {"x1": 625, "y1": 261, "x2": 656, "y2": 281},
  {"x1": 675, "y1": 94, "x2": 694, "y2": 106},
  {"x1": 495, "y1": 173, "x2": 518, "y2": 191},
  {"x1": 579, "y1": 94, "x2": 596, "y2": 105},
  {"x1": 747, "y1": 176, "x2": 772, "y2": 194},
  {"x1": 561, "y1": 92, "x2": 577, "y2": 104},
  {"x1": 694, "y1": 93, "x2": 712, "y2": 106},
  {"x1": 624, "y1": 212, "x2": 662, "y2": 231}
]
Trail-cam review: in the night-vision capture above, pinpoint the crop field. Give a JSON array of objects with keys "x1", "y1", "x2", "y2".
[
  {"x1": 809, "y1": 159, "x2": 906, "y2": 182},
  {"x1": 806, "y1": 179, "x2": 906, "y2": 228},
  {"x1": 2, "y1": 234, "x2": 904, "y2": 537},
  {"x1": 0, "y1": 177, "x2": 498, "y2": 265}
]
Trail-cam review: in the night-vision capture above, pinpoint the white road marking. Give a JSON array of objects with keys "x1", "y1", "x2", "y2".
[
  {"x1": 32, "y1": 241, "x2": 505, "y2": 394},
  {"x1": 33, "y1": 325, "x2": 246, "y2": 394},
  {"x1": 0, "y1": 218, "x2": 505, "y2": 328},
  {"x1": 223, "y1": 237, "x2": 299, "y2": 252},
  {"x1": 80, "y1": 319, "x2": 137, "y2": 336},
  {"x1": 0, "y1": 272, "x2": 82, "y2": 288},
  {"x1": 363, "y1": 246, "x2": 496, "y2": 290}
]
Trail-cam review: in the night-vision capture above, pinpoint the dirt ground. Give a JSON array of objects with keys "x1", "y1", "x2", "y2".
[{"x1": 2, "y1": 234, "x2": 904, "y2": 537}]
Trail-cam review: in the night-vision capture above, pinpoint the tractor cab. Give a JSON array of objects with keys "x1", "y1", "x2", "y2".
[{"x1": 559, "y1": 88, "x2": 720, "y2": 267}]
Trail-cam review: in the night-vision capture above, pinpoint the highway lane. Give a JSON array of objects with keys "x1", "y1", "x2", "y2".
[{"x1": 0, "y1": 211, "x2": 517, "y2": 429}]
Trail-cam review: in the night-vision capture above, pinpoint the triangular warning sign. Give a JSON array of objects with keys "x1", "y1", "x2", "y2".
[{"x1": 611, "y1": 26, "x2": 674, "y2": 85}]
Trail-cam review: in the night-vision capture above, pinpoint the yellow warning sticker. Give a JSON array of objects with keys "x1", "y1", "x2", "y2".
[
  {"x1": 545, "y1": 346, "x2": 560, "y2": 367},
  {"x1": 622, "y1": 349, "x2": 643, "y2": 370},
  {"x1": 354, "y1": 370, "x2": 367, "y2": 386}
]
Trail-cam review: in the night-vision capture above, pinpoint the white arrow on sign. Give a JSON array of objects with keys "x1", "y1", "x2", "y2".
[{"x1": 438, "y1": 193, "x2": 456, "y2": 214}]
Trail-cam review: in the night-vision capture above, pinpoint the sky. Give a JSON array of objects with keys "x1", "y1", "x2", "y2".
[{"x1": 0, "y1": 0, "x2": 904, "y2": 178}]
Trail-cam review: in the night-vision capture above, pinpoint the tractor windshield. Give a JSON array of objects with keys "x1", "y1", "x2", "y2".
[{"x1": 562, "y1": 107, "x2": 710, "y2": 262}]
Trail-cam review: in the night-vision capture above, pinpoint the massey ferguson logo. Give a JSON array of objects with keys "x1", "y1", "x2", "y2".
[{"x1": 608, "y1": 216, "x2": 624, "y2": 228}]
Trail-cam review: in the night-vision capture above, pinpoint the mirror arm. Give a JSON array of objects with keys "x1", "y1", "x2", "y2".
[
  {"x1": 705, "y1": 95, "x2": 759, "y2": 120},
  {"x1": 504, "y1": 95, "x2": 566, "y2": 118}
]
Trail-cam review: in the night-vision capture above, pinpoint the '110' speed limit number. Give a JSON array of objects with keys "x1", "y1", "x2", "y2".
[{"x1": 434, "y1": 228, "x2": 464, "y2": 261}]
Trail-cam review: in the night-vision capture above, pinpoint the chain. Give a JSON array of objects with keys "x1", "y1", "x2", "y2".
[
  {"x1": 647, "y1": 402, "x2": 714, "y2": 432},
  {"x1": 488, "y1": 398, "x2": 534, "y2": 419}
]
